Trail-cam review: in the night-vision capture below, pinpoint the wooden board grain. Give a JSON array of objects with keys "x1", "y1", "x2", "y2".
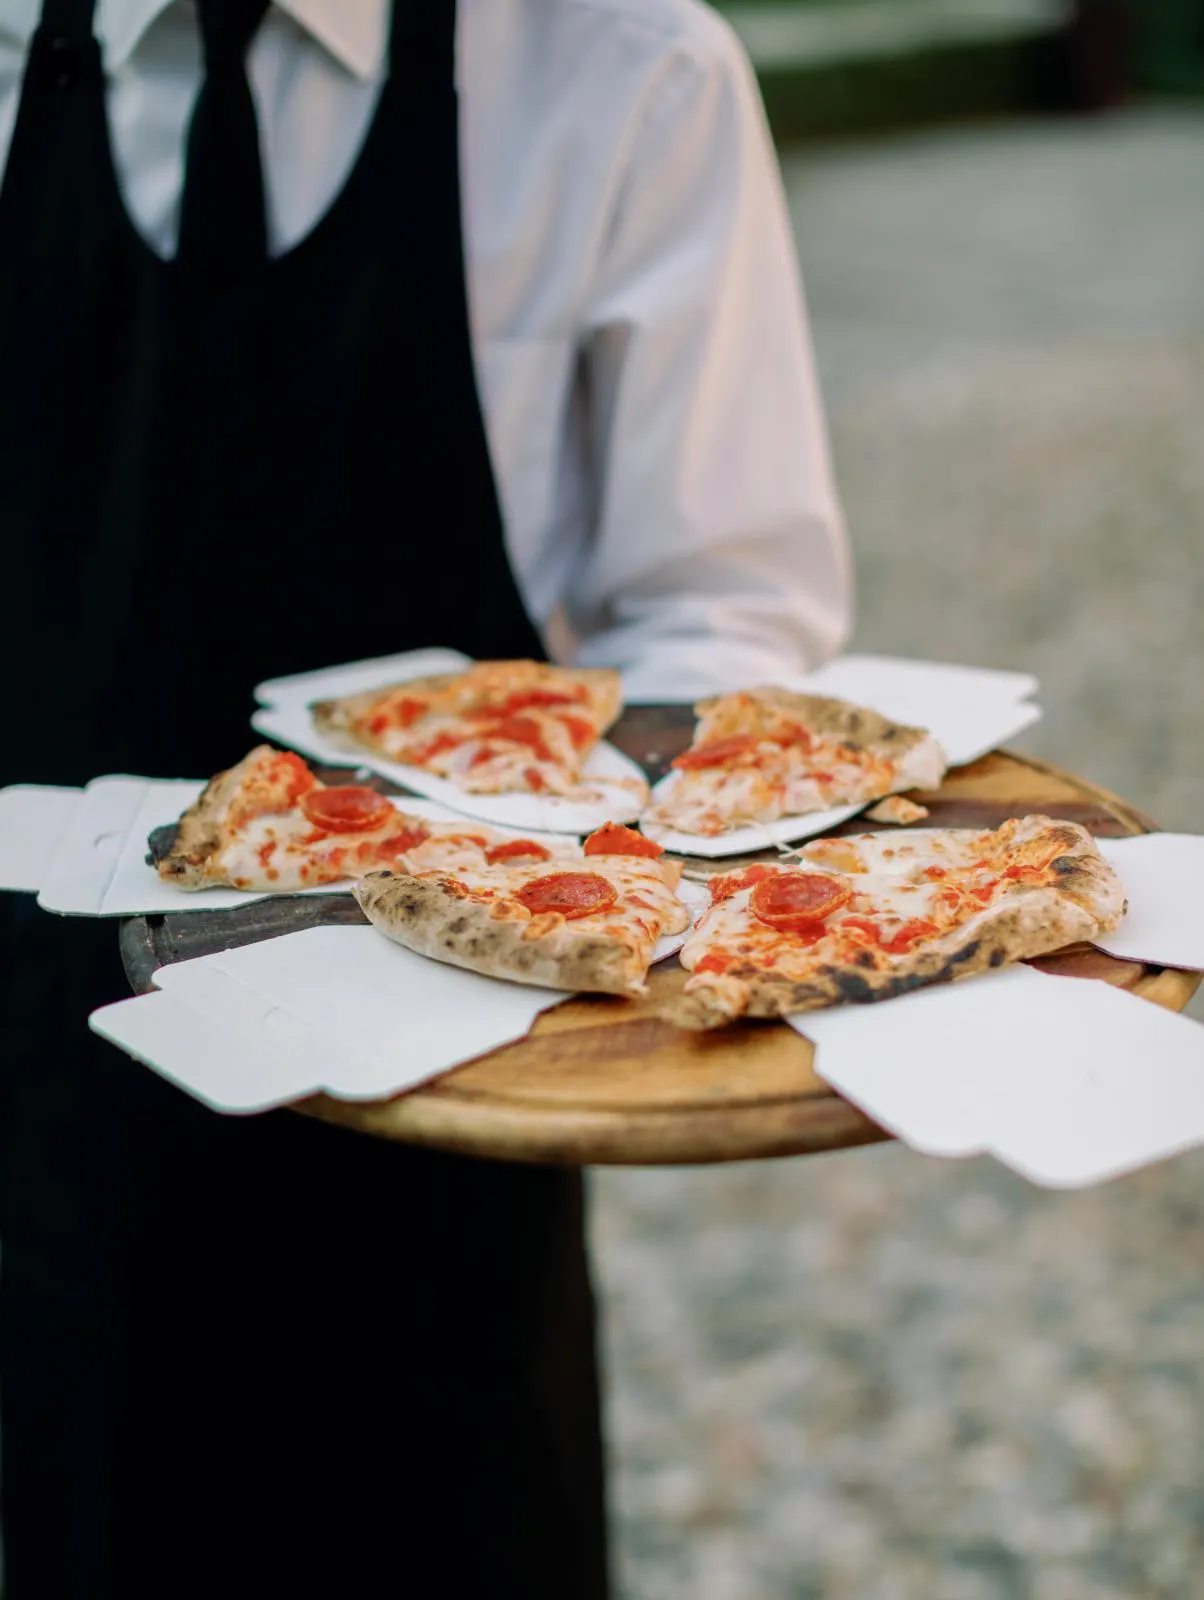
[{"x1": 121, "y1": 732, "x2": 1200, "y2": 1168}]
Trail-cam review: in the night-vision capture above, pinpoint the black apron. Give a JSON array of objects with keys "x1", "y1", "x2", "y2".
[{"x1": 0, "y1": 1, "x2": 609, "y2": 1594}]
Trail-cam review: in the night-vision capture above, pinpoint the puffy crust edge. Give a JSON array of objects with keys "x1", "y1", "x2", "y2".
[
  {"x1": 354, "y1": 869, "x2": 645, "y2": 996},
  {"x1": 150, "y1": 746, "x2": 277, "y2": 889}
]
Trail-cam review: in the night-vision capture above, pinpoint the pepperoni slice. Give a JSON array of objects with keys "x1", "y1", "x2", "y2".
[
  {"x1": 369, "y1": 697, "x2": 428, "y2": 736},
  {"x1": 749, "y1": 871, "x2": 851, "y2": 931},
  {"x1": 515, "y1": 872, "x2": 618, "y2": 920},
  {"x1": 556, "y1": 713, "x2": 598, "y2": 751},
  {"x1": 583, "y1": 822, "x2": 664, "y2": 859},
  {"x1": 272, "y1": 751, "x2": 319, "y2": 804},
  {"x1": 300, "y1": 786, "x2": 394, "y2": 834},
  {"x1": 390, "y1": 696, "x2": 428, "y2": 729},
  {"x1": 880, "y1": 918, "x2": 939, "y2": 954},
  {"x1": 693, "y1": 952, "x2": 732, "y2": 977},
  {"x1": 477, "y1": 715, "x2": 553, "y2": 761},
  {"x1": 671, "y1": 734, "x2": 758, "y2": 771},
  {"x1": 407, "y1": 731, "x2": 463, "y2": 764},
  {"x1": 485, "y1": 839, "x2": 553, "y2": 865},
  {"x1": 1003, "y1": 863, "x2": 1048, "y2": 883},
  {"x1": 375, "y1": 825, "x2": 432, "y2": 856},
  {"x1": 494, "y1": 688, "x2": 586, "y2": 714},
  {"x1": 709, "y1": 863, "x2": 779, "y2": 904}
]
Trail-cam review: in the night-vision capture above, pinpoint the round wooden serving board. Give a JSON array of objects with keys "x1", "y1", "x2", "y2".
[{"x1": 121, "y1": 708, "x2": 1201, "y2": 1168}]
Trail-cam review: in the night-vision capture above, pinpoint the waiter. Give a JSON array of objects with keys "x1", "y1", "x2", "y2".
[{"x1": 0, "y1": 0, "x2": 849, "y2": 1595}]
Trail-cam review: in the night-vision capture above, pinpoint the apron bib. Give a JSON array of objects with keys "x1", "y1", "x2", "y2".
[{"x1": 0, "y1": 2, "x2": 609, "y2": 1593}]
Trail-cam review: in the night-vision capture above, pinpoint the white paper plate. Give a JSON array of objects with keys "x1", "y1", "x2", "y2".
[
  {"x1": 29, "y1": 778, "x2": 565, "y2": 918},
  {"x1": 92, "y1": 925, "x2": 570, "y2": 1113},
  {"x1": 642, "y1": 787, "x2": 868, "y2": 859},
  {"x1": 92, "y1": 876, "x2": 709, "y2": 1114},
  {"x1": 0, "y1": 784, "x2": 84, "y2": 893},
  {"x1": 779, "y1": 675, "x2": 1043, "y2": 770},
  {"x1": 1093, "y1": 834, "x2": 1204, "y2": 971},
  {"x1": 254, "y1": 648, "x2": 473, "y2": 708},
  {"x1": 797, "y1": 654, "x2": 1039, "y2": 712},
  {"x1": 798, "y1": 964, "x2": 1204, "y2": 1188},
  {"x1": 251, "y1": 701, "x2": 648, "y2": 834}
]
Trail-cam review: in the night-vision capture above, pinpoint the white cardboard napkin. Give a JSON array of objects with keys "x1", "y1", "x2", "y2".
[
  {"x1": 91, "y1": 924, "x2": 569, "y2": 1112},
  {"x1": 1094, "y1": 834, "x2": 1204, "y2": 971},
  {"x1": 797, "y1": 964, "x2": 1204, "y2": 1187},
  {"x1": 760, "y1": 654, "x2": 1045, "y2": 768},
  {"x1": 982, "y1": 978, "x2": 1204, "y2": 1187},
  {"x1": 254, "y1": 648, "x2": 473, "y2": 708},
  {"x1": 798, "y1": 654, "x2": 1038, "y2": 716},
  {"x1": 0, "y1": 784, "x2": 84, "y2": 893},
  {"x1": 796, "y1": 965, "x2": 1039, "y2": 1159},
  {"x1": 250, "y1": 700, "x2": 648, "y2": 834},
  {"x1": 797, "y1": 654, "x2": 1043, "y2": 769},
  {"x1": 641, "y1": 801, "x2": 868, "y2": 860},
  {"x1": 6, "y1": 777, "x2": 538, "y2": 917}
]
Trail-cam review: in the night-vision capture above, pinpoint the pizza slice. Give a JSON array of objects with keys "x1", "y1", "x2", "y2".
[
  {"x1": 668, "y1": 815, "x2": 1126, "y2": 1028},
  {"x1": 355, "y1": 823, "x2": 690, "y2": 997},
  {"x1": 643, "y1": 688, "x2": 947, "y2": 838},
  {"x1": 151, "y1": 746, "x2": 577, "y2": 893},
  {"x1": 310, "y1": 659, "x2": 630, "y2": 799}
]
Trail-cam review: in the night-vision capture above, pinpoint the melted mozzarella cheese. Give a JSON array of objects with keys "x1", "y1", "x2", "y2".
[
  {"x1": 419, "y1": 854, "x2": 689, "y2": 948},
  {"x1": 216, "y1": 813, "x2": 376, "y2": 891}
]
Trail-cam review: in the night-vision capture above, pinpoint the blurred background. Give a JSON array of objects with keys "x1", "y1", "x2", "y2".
[{"x1": 594, "y1": 3, "x2": 1204, "y2": 1596}]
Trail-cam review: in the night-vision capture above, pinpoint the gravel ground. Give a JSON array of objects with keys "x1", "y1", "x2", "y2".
[{"x1": 594, "y1": 108, "x2": 1204, "y2": 1599}]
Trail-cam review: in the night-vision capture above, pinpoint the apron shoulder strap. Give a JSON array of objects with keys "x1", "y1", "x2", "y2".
[
  {"x1": 388, "y1": 0, "x2": 456, "y2": 78},
  {"x1": 35, "y1": 0, "x2": 97, "y2": 40}
]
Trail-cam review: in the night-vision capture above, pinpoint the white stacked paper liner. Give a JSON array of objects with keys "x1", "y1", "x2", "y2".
[
  {"x1": 91, "y1": 926, "x2": 572, "y2": 1114},
  {"x1": 92, "y1": 884, "x2": 708, "y2": 1115},
  {"x1": 250, "y1": 649, "x2": 1043, "y2": 849},
  {"x1": 253, "y1": 644, "x2": 651, "y2": 832},
  {"x1": 0, "y1": 782, "x2": 83, "y2": 893},
  {"x1": 1093, "y1": 834, "x2": 1204, "y2": 970},
  {"x1": 251, "y1": 702, "x2": 649, "y2": 834},
  {"x1": 254, "y1": 647, "x2": 473, "y2": 709},
  {"x1": 795, "y1": 966, "x2": 1204, "y2": 1189},
  {"x1": 2, "y1": 778, "x2": 573, "y2": 918}
]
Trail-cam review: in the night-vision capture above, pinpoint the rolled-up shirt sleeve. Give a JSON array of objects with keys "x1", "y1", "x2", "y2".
[{"x1": 565, "y1": 13, "x2": 852, "y2": 702}]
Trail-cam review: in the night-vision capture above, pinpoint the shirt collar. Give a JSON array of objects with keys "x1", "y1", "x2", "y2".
[{"x1": 100, "y1": 0, "x2": 389, "y2": 81}]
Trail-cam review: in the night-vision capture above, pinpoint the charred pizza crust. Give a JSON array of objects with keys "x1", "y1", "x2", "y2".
[
  {"x1": 354, "y1": 870, "x2": 646, "y2": 996},
  {"x1": 667, "y1": 818, "x2": 1126, "y2": 1029},
  {"x1": 697, "y1": 687, "x2": 938, "y2": 768},
  {"x1": 152, "y1": 747, "x2": 271, "y2": 888}
]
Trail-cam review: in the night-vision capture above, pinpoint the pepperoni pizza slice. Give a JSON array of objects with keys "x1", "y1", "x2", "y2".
[
  {"x1": 310, "y1": 659, "x2": 629, "y2": 799},
  {"x1": 150, "y1": 746, "x2": 576, "y2": 893},
  {"x1": 355, "y1": 823, "x2": 690, "y2": 997},
  {"x1": 668, "y1": 815, "x2": 1126, "y2": 1028},
  {"x1": 644, "y1": 687, "x2": 947, "y2": 838}
]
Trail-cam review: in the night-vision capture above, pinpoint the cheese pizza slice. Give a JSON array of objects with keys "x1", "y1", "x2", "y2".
[
  {"x1": 643, "y1": 688, "x2": 947, "y2": 838},
  {"x1": 355, "y1": 823, "x2": 690, "y2": 997},
  {"x1": 310, "y1": 659, "x2": 628, "y2": 799},
  {"x1": 150, "y1": 746, "x2": 578, "y2": 893},
  {"x1": 668, "y1": 816, "x2": 1126, "y2": 1028}
]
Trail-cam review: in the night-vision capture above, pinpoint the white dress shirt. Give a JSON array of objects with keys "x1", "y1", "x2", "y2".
[{"x1": 0, "y1": 0, "x2": 851, "y2": 699}]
